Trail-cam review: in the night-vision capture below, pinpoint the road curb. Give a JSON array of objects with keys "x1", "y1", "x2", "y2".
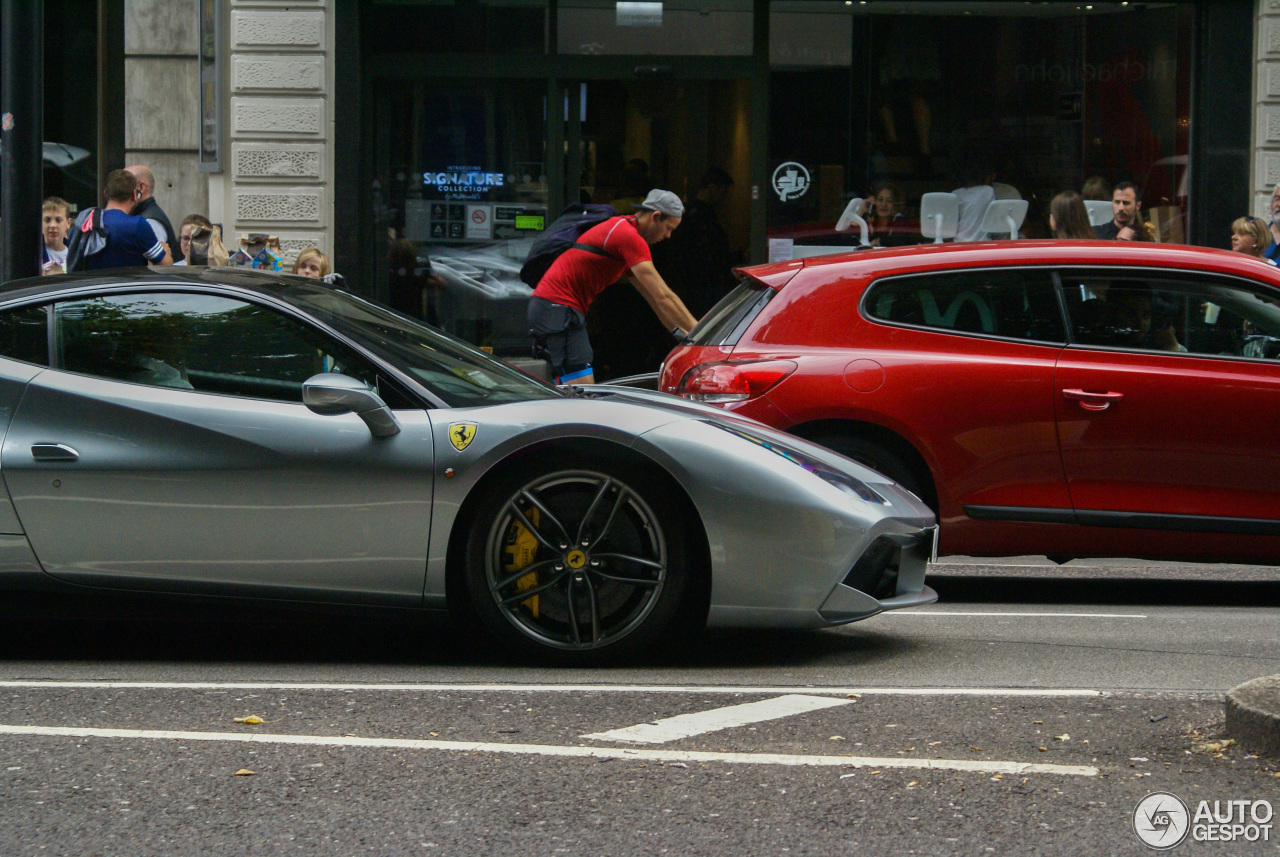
[{"x1": 1224, "y1": 674, "x2": 1280, "y2": 758}]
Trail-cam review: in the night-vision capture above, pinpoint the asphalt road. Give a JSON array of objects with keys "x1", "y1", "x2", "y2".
[{"x1": 1, "y1": 562, "x2": 1277, "y2": 856}]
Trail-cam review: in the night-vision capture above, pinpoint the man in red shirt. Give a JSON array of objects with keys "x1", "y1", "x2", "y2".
[{"x1": 529, "y1": 189, "x2": 699, "y2": 384}]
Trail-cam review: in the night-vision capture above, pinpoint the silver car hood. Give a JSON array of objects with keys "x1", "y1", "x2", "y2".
[{"x1": 583, "y1": 384, "x2": 905, "y2": 487}]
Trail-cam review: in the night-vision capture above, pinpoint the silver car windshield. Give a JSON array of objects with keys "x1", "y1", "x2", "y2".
[{"x1": 297, "y1": 287, "x2": 563, "y2": 406}]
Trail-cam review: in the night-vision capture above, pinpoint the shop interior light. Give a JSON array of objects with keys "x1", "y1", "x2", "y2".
[{"x1": 616, "y1": 1, "x2": 662, "y2": 28}]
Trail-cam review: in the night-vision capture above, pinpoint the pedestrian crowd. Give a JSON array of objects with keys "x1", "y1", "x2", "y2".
[
  {"x1": 35, "y1": 158, "x2": 1280, "y2": 386},
  {"x1": 40, "y1": 163, "x2": 330, "y2": 279}
]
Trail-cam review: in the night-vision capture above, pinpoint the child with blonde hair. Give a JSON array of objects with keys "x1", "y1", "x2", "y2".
[{"x1": 292, "y1": 247, "x2": 331, "y2": 278}]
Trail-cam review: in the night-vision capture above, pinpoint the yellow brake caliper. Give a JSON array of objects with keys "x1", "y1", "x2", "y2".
[{"x1": 502, "y1": 507, "x2": 541, "y2": 617}]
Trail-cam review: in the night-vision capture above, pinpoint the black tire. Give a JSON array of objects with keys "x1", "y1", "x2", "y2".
[
  {"x1": 813, "y1": 434, "x2": 931, "y2": 510},
  {"x1": 463, "y1": 455, "x2": 693, "y2": 662}
]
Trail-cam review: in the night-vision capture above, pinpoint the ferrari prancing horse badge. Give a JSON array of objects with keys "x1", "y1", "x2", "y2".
[{"x1": 448, "y1": 422, "x2": 477, "y2": 451}]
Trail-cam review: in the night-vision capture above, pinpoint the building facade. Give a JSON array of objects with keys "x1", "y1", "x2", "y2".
[{"x1": 49, "y1": 1, "x2": 1264, "y2": 369}]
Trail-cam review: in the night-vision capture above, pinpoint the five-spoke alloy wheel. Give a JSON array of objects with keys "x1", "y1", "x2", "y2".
[{"x1": 465, "y1": 458, "x2": 691, "y2": 660}]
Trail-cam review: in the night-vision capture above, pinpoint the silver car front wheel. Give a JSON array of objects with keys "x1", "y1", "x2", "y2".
[{"x1": 466, "y1": 459, "x2": 690, "y2": 660}]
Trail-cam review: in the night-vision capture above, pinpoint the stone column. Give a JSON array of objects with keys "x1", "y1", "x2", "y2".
[
  {"x1": 220, "y1": 0, "x2": 333, "y2": 265},
  {"x1": 1256, "y1": 0, "x2": 1280, "y2": 215},
  {"x1": 125, "y1": 0, "x2": 208, "y2": 232}
]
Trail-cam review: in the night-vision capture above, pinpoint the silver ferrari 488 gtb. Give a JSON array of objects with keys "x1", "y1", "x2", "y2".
[{"x1": 0, "y1": 268, "x2": 936, "y2": 661}]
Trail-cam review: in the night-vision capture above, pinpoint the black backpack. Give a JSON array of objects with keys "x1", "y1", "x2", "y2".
[
  {"x1": 519, "y1": 203, "x2": 619, "y2": 287},
  {"x1": 65, "y1": 208, "x2": 109, "y2": 272}
]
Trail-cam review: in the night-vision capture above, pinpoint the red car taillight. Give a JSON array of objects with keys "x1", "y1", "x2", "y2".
[{"x1": 676, "y1": 360, "x2": 796, "y2": 403}]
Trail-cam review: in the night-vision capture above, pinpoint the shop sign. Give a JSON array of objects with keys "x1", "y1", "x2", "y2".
[
  {"x1": 466, "y1": 204, "x2": 493, "y2": 240},
  {"x1": 423, "y1": 166, "x2": 506, "y2": 201},
  {"x1": 772, "y1": 162, "x2": 810, "y2": 203}
]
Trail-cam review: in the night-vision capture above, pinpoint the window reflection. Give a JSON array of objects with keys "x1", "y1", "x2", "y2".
[{"x1": 768, "y1": 3, "x2": 1192, "y2": 258}]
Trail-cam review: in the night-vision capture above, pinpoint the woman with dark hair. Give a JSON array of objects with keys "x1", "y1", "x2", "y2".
[
  {"x1": 862, "y1": 184, "x2": 912, "y2": 246},
  {"x1": 1049, "y1": 190, "x2": 1094, "y2": 239}
]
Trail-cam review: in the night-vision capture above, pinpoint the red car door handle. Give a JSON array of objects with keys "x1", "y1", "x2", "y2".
[{"x1": 1062, "y1": 388, "x2": 1125, "y2": 411}]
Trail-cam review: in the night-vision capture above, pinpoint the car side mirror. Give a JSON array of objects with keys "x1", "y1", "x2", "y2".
[{"x1": 302, "y1": 373, "x2": 401, "y2": 437}]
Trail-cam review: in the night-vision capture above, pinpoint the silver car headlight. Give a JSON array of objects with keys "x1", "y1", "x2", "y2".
[{"x1": 705, "y1": 422, "x2": 888, "y2": 505}]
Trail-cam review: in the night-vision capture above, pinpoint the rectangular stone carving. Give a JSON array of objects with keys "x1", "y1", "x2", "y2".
[
  {"x1": 234, "y1": 187, "x2": 325, "y2": 226},
  {"x1": 1263, "y1": 153, "x2": 1280, "y2": 191},
  {"x1": 1263, "y1": 108, "x2": 1280, "y2": 147},
  {"x1": 232, "y1": 143, "x2": 325, "y2": 180},
  {"x1": 1263, "y1": 63, "x2": 1280, "y2": 101},
  {"x1": 271, "y1": 234, "x2": 329, "y2": 265},
  {"x1": 231, "y1": 97, "x2": 325, "y2": 137},
  {"x1": 231, "y1": 10, "x2": 325, "y2": 49},
  {"x1": 232, "y1": 56, "x2": 325, "y2": 92},
  {"x1": 125, "y1": 59, "x2": 200, "y2": 150},
  {"x1": 1269, "y1": 20, "x2": 1280, "y2": 56}
]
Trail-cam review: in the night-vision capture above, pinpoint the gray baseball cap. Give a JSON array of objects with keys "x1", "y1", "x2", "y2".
[{"x1": 635, "y1": 189, "x2": 684, "y2": 218}]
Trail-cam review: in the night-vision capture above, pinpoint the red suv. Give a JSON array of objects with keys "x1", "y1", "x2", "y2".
[{"x1": 660, "y1": 241, "x2": 1280, "y2": 564}]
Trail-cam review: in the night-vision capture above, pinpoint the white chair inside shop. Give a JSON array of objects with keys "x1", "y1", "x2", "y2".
[
  {"x1": 979, "y1": 199, "x2": 1029, "y2": 240},
  {"x1": 1084, "y1": 200, "x2": 1113, "y2": 227},
  {"x1": 834, "y1": 197, "x2": 871, "y2": 247},
  {"x1": 919, "y1": 192, "x2": 959, "y2": 243}
]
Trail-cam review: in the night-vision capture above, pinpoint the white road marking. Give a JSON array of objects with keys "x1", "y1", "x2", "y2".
[
  {"x1": 884, "y1": 611, "x2": 1147, "y2": 618},
  {"x1": 0, "y1": 724, "x2": 1098, "y2": 777},
  {"x1": 0, "y1": 681, "x2": 1106, "y2": 697},
  {"x1": 583, "y1": 694, "x2": 851, "y2": 744}
]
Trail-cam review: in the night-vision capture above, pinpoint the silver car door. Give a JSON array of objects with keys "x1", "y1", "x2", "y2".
[{"x1": 1, "y1": 291, "x2": 434, "y2": 604}]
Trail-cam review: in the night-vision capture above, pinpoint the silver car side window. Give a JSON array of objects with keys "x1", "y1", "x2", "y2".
[
  {"x1": 52, "y1": 292, "x2": 381, "y2": 401},
  {"x1": 0, "y1": 304, "x2": 50, "y2": 366}
]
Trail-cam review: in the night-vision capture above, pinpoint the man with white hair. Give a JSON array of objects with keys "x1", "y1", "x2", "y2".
[
  {"x1": 1264, "y1": 184, "x2": 1280, "y2": 264},
  {"x1": 125, "y1": 164, "x2": 183, "y2": 264}
]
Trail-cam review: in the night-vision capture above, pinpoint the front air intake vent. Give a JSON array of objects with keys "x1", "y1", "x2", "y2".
[{"x1": 842, "y1": 536, "x2": 901, "y2": 600}]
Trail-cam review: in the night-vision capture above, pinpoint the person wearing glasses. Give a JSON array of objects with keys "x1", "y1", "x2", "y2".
[
  {"x1": 1232, "y1": 215, "x2": 1274, "y2": 263},
  {"x1": 172, "y1": 214, "x2": 212, "y2": 266}
]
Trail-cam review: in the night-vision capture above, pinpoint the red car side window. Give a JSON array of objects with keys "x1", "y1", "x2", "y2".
[
  {"x1": 864, "y1": 268, "x2": 1065, "y2": 343},
  {"x1": 1061, "y1": 270, "x2": 1280, "y2": 359}
]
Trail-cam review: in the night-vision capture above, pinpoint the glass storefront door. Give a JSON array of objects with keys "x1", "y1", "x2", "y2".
[
  {"x1": 373, "y1": 71, "x2": 753, "y2": 372},
  {"x1": 559, "y1": 76, "x2": 753, "y2": 379},
  {"x1": 375, "y1": 79, "x2": 551, "y2": 354}
]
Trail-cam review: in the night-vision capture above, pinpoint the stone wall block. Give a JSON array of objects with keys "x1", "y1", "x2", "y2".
[
  {"x1": 125, "y1": 150, "x2": 210, "y2": 228},
  {"x1": 125, "y1": 0, "x2": 199, "y2": 55},
  {"x1": 231, "y1": 10, "x2": 325, "y2": 50},
  {"x1": 234, "y1": 186, "x2": 326, "y2": 226},
  {"x1": 125, "y1": 59, "x2": 200, "y2": 150},
  {"x1": 232, "y1": 143, "x2": 325, "y2": 180},
  {"x1": 231, "y1": 97, "x2": 325, "y2": 137},
  {"x1": 232, "y1": 56, "x2": 325, "y2": 92}
]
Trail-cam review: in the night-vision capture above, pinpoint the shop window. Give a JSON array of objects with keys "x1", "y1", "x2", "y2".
[
  {"x1": 377, "y1": 80, "x2": 549, "y2": 355},
  {"x1": 767, "y1": 2, "x2": 1193, "y2": 261},
  {"x1": 365, "y1": 0, "x2": 548, "y2": 55}
]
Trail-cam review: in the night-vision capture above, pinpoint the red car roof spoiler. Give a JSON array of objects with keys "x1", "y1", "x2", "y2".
[{"x1": 734, "y1": 259, "x2": 804, "y2": 291}]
